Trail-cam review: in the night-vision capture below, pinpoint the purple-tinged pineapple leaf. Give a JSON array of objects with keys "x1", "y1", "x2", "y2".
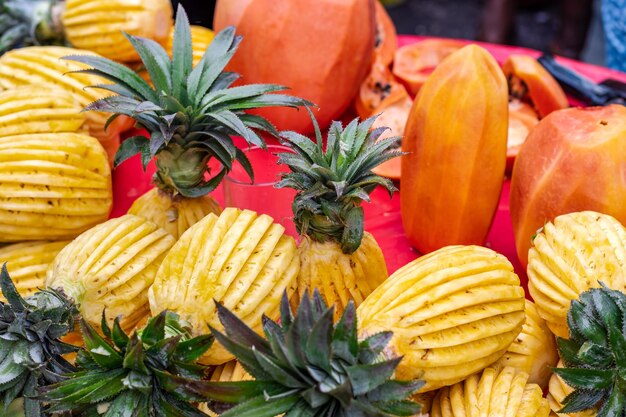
[
  {"x1": 214, "y1": 301, "x2": 271, "y2": 355},
  {"x1": 0, "y1": 264, "x2": 27, "y2": 312},
  {"x1": 80, "y1": 319, "x2": 123, "y2": 369},
  {"x1": 332, "y1": 301, "x2": 358, "y2": 365},
  {"x1": 358, "y1": 331, "x2": 393, "y2": 364},
  {"x1": 346, "y1": 357, "x2": 403, "y2": 396},
  {"x1": 113, "y1": 135, "x2": 149, "y2": 168},
  {"x1": 559, "y1": 388, "x2": 605, "y2": 413}
]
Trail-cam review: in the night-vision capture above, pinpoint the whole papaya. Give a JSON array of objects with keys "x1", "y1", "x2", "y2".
[
  {"x1": 214, "y1": 0, "x2": 375, "y2": 133},
  {"x1": 401, "y1": 45, "x2": 509, "y2": 254},
  {"x1": 510, "y1": 104, "x2": 626, "y2": 267}
]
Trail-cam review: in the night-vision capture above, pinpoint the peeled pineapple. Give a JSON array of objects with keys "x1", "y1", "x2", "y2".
[
  {"x1": 528, "y1": 211, "x2": 626, "y2": 338},
  {"x1": 46, "y1": 215, "x2": 175, "y2": 330},
  {"x1": 431, "y1": 367, "x2": 551, "y2": 417},
  {"x1": 547, "y1": 361, "x2": 597, "y2": 417},
  {"x1": 128, "y1": 188, "x2": 222, "y2": 240},
  {"x1": 296, "y1": 233, "x2": 388, "y2": 319},
  {"x1": 149, "y1": 208, "x2": 300, "y2": 364},
  {"x1": 492, "y1": 300, "x2": 558, "y2": 389},
  {"x1": 357, "y1": 245, "x2": 526, "y2": 392},
  {"x1": 0, "y1": 132, "x2": 112, "y2": 241},
  {"x1": 62, "y1": 0, "x2": 173, "y2": 62},
  {"x1": 0, "y1": 46, "x2": 132, "y2": 160},
  {"x1": 0, "y1": 241, "x2": 70, "y2": 300},
  {"x1": 0, "y1": 87, "x2": 86, "y2": 137},
  {"x1": 209, "y1": 361, "x2": 252, "y2": 382}
]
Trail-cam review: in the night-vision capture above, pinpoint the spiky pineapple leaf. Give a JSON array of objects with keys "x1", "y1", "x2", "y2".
[
  {"x1": 208, "y1": 290, "x2": 423, "y2": 416},
  {"x1": 64, "y1": 5, "x2": 311, "y2": 199},
  {"x1": 277, "y1": 113, "x2": 401, "y2": 253}
]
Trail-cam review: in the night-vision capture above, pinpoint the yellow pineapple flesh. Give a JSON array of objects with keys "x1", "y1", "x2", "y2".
[
  {"x1": 528, "y1": 211, "x2": 626, "y2": 338},
  {"x1": 0, "y1": 46, "x2": 133, "y2": 161},
  {"x1": 0, "y1": 87, "x2": 86, "y2": 137},
  {"x1": 149, "y1": 207, "x2": 299, "y2": 365},
  {"x1": 295, "y1": 232, "x2": 388, "y2": 320},
  {"x1": 0, "y1": 132, "x2": 112, "y2": 241},
  {"x1": 357, "y1": 245, "x2": 526, "y2": 392},
  {"x1": 492, "y1": 299, "x2": 558, "y2": 389},
  {"x1": 431, "y1": 367, "x2": 550, "y2": 417},
  {"x1": 127, "y1": 188, "x2": 222, "y2": 240},
  {"x1": 547, "y1": 361, "x2": 597, "y2": 417},
  {"x1": 62, "y1": 0, "x2": 173, "y2": 62},
  {"x1": 45, "y1": 214, "x2": 175, "y2": 331},
  {"x1": 0, "y1": 241, "x2": 70, "y2": 300}
]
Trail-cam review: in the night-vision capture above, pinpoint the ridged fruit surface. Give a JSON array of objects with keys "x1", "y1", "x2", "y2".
[
  {"x1": 165, "y1": 24, "x2": 214, "y2": 67},
  {"x1": 0, "y1": 87, "x2": 86, "y2": 137},
  {"x1": 431, "y1": 367, "x2": 551, "y2": 417},
  {"x1": 214, "y1": 0, "x2": 375, "y2": 133},
  {"x1": 128, "y1": 188, "x2": 222, "y2": 240},
  {"x1": 357, "y1": 245, "x2": 526, "y2": 391},
  {"x1": 46, "y1": 214, "x2": 175, "y2": 331},
  {"x1": 0, "y1": 132, "x2": 112, "y2": 241},
  {"x1": 527, "y1": 211, "x2": 626, "y2": 338},
  {"x1": 295, "y1": 232, "x2": 387, "y2": 320},
  {"x1": 401, "y1": 45, "x2": 509, "y2": 254},
  {"x1": 200, "y1": 361, "x2": 253, "y2": 416},
  {"x1": 62, "y1": 0, "x2": 173, "y2": 62},
  {"x1": 547, "y1": 362, "x2": 596, "y2": 417},
  {"x1": 0, "y1": 46, "x2": 133, "y2": 160},
  {"x1": 149, "y1": 208, "x2": 299, "y2": 364},
  {"x1": 510, "y1": 104, "x2": 626, "y2": 267},
  {"x1": 0, "y1": 241, "x2": 70, "y2": 300},
  {"x1": 492, "y1": 300, "x2": 558, "y2": 389}
]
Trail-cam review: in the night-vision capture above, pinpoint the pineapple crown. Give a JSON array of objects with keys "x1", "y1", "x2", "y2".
[
  {"x1": 0, "y1": 0, "x2": 65, "y2": 54},
  {"x1": 554, "y1": 284, "x2": 626, "y2": 416},
  {"x1": 0, "y1": 263, "x2": 78, "y2": 416},
  {"x1": 276, "y1": 110, "x2": 401, "y2": 254},
  {"x1": 65, "y1": 5, "x2": 311, "y2": 198},
  {"x1": 41, "y1": 310, "x2": 216, "y2": 416},
  {"x1": 207, "y1": 290, "x2": 424, "y2": 417}
]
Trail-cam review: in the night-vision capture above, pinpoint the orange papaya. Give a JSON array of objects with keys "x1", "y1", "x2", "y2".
[
  {"x1": 503, "y1": 55, "x2": 568, "y2": 118},
  {"x1": 510, "y1": 104, "x2": 626, "y2": 267},
  {"x1": 374, "y1": 1, "x2": 398, "y2": 66},
  {"x1": 401, "y1": 45, "x2": 509, "y2": 254}
]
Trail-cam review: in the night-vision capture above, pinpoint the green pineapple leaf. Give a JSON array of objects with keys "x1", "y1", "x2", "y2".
[
  {"x1": 0, "y1": 263, "x2": 79, "y2": 417},
  {"x1": 556, "y1": 284, "x2": 626, "y2": 416},
  {"x1": 64, "y1": 4, "x2": 312, "y2": 199},
  {"x1": 41, "y1": 310, "x2": 215, "y2": 416},
  {"x1": 207, "y1": 289, "x2": 423, "y2": 417},
  {"x1": 277, "y1": 112, "x2": 402, "y2": 254}
]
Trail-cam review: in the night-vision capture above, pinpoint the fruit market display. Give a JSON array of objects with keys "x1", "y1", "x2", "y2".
[
  {"x1": 277, "y1": 111, "x2": 399, "y2": 318},
  {"x1": 2, "y1": 1, "x2": 626, "y2": 416}
]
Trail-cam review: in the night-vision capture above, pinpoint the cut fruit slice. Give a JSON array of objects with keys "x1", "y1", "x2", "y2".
[
  {"x1": 374, "y1": 0, "x2": 398, "y2": 66},
  {"x1": 392, "y1": 39, "x2": 463, "y2": 95},
  {"x1": 507, "y1": 100, "x2": 539, "y2": 174}
]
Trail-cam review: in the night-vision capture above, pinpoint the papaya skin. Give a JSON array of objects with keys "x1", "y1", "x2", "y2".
[
  {"x1": 503, "y1": 55, "x2": 569, "y2": 118},
  {"x1": 214, "y1": 0, "x2": 375, "y2": 133},
  {"x1": 374, "y1": 0, "x2": 397, "y2": 66},
  {"x1": 401, "y1": 45, "x2": 509, "y2": 254},
  {"x1": 510, "y1": 104, "x2": 626, "y2": 267}
]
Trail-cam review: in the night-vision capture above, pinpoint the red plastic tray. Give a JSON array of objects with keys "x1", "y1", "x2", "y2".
[{"x1": 111, "y1": 35, "x2": 626, "y2": 291}]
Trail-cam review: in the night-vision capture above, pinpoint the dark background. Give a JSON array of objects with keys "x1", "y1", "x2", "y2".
[{"x1": 172, "y1": 0, "x2": 604, "y2": 65}]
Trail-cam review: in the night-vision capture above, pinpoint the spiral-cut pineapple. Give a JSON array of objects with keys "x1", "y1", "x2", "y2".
[
  {"x1": 128, "y1": 188, "x2": 221, "y2": 240},
  {"x1": 62, "y1": 0, "x2": 173, "y2": 62},
  {"x1": 357, "y1": 245, "x2": 526, "y2": 392},
  {"x1": 0, "y1": 241, "x2": 70, "y2": 300},
  {"x1": 492, "y1": 299, "x2": 558, "y2": 389},
  {"x1": 166, "y1": 25, "x2": 214, "y2": 66},
  {"x1": 0, "y1": 87, "x2": 86, "y2": 137},
  {"x1": 431, "y1": 367, "x2": 551, "y2": 417},
  {"x1": 46, "y1": 215, "x2": 175, "y2": 331},
  {"x1": 149, "y1": 208, "x2": 300, "y2": 365},
  {"x1": 547, "y1": 361, "x2": 597, "y2": 417},
  {"x1": 528, "y1": 211, "x2": 626, "y2": 338},
  {"x1": 295, "y1": 233, "x2": 388, "y2": 320},
  {"x1": 0, "y1": 46, "x2": 133, "y2": 160},
  {"x1": 0, "y1": 133, "x2": 112, "y2": 241}
]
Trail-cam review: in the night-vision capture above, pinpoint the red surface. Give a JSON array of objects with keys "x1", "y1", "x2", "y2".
[{"x1": 112, "y1": 35, "x2": 626, "y2": 293}]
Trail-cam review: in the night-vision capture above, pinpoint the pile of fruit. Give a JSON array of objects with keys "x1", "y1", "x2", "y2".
[{"x1": 1, "y1": 1, "x2": 626, "y2": 416}]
